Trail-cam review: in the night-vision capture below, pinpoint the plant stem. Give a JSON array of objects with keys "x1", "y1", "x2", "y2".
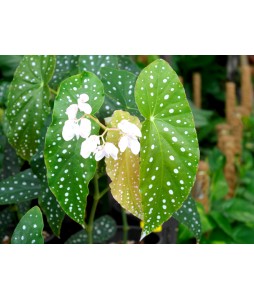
[
  {"x1": 49, "y1": 87, "x2": 58, "y2": 95},
  {"x1": 87, "y1": 171, "x2": 101, "y2": 244},
  {"x1": 121, "y1": 208, "x2": 129, "y2": 244},
  {"x1": 87, "y1": 114, "x2": 107, "y2": 130}
]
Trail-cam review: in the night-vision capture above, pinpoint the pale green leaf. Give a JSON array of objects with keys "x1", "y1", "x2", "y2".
[
  {"x1": 135, "y1": 59, "x2": 199, "y2": 238},
  {"x1": 11, "y1": 206, "x2": 44, "y2": 244},
  {"x1": 6, "y1": 55, "x2": 56, "y2": 161},
  {"x1": 105, "y1": 110, "x2": 143, "y2": 219},
  {"x1": 117, "y1": 55, "x2": 140, "y2": 75},
  {"x1": 44, "y1": 72, "x2": 104, "y2": 225}
]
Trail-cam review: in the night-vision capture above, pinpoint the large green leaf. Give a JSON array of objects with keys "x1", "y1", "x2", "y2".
[
  {"x1": 79, "y1": 55, "x2": 118, "y2": 77},
  {"x1": 173, "y1": 196, "x2": 201, "y2": 240},
  {"x1": 44, "y1": 72, "x2": 104, "y2": 225},
  {"x1": 31, "y1": 150, "x2": 65, "y2": 237},
  {"x1": 11, "y1": 206, "x2": 44, "y2": 244},
  {"x1": 100, "y1": 67, "x2": 142, "y2": 120},
  {"x1": 6, "y1": 55, "x2": 56, "y2": 161},
  {"x1": 105, "y1": 110, "x2": 143, "y2": 219},
  {"x1": 50, "y1": 55, "x2": 79, "y2": 90},
  {"x1": 135, "y1": 59, "x2": 199, "y2": 238},
  {"x1": 65, "y1": 215, "x2": 117, "y2": 244},
  {"x1": 0, "y1": 169, "x2": 41, "y2": 205}
]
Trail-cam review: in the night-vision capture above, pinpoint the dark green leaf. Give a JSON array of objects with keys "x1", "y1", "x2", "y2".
[
  {"x1": 173, "y1": 196, "x2": 201, "y2": 240},
  {"x1": 118, "y1": 55, "x2": 140, "y2": 75},
  {"x1": 50, "y1": 55, "x2": 79, "y2": 90},
  {"x1": 65, "y1": 215, "x2": 117, "y2": 244},
  {"x1": 0, "y1": 207, "x2": 16, "y2": 241},
  {"x1": 100, "y1": 67, "x2": 142, "y2": 120},
  {"x1": 11, "y1": 206, "x2": 44, "y2": 244},
  {"x1": 0, "y1": 81, "x2": 10, "y2": 106},
  {"x1": 0, "y1": 169, "x2": 41, "y2": 205},
  {"x1": 31, "y1": 150, "x2": 65, "y2": 237},
  {"x1": 0, "y1": 55, "x2": 23, "y2": 78},
  {"x1": 79, "y1": 55, "x2": 118, "y2": 77},
  {"x1": 135, "y1": 59, "x2": 199, "y2": 238},
  {"x1": 6, "y1": 55, "x2": 56, "y2": 161}
]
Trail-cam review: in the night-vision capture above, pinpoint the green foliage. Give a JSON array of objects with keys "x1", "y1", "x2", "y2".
[
  {"x1": 65, "y1": 215, "x2": 117, "y2": 244},
  {"x1": 6, "y1": 55, "x2": 56, "y2": 161},
  {"x1": 135, "y1": 59, "x2": 199, "y2": 238},
  {"x1": 0, "y1": 169, "x2": 41, "y2": 205},
  {"x1": 44, "y1": 72, "x2": 104, "y2": 225},
  {"x1": 11, "y1": 206, "x2": 44, "y2": 244}
]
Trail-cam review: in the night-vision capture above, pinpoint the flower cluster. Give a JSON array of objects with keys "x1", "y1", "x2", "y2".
[{"x1": 62, "y1": 94, "x2": 142, "y2": 161}]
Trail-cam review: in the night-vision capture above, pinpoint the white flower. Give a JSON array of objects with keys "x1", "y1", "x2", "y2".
[
  {"x1": 118, "y1": 120, "x2": 142, "y2": 138},
  {"x1": 118, "y1": 135, "x2": 140, "y2": 155},
  {"x1": 94, "y1": 142, "x2": 119, "y2": 161},
  {"x1": 117, "y1": 119, "x2": 142, "y2": 155},
  {"x1": 62, "y1": 120, "x2": 80, "y2": 141},
  {"x1": 66, "y1": 104, "x2": 78, "y2": 120},
  {"x1": 79, "y1": 118, "x2": 91, "y2": 139},
  {"x1": 78, "y1": 93, "x2": 92, "y2": 114},
  {"x1": 80, "y1": 135, "x2": 100, "y2": 159}
]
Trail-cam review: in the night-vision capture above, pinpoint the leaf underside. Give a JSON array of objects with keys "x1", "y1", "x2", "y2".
[{"x1": 105, "y1": 110, "x2": 143, "y2": 220}]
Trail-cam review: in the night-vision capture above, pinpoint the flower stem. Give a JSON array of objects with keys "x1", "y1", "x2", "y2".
[
  {"x1": 121, "y1": 208, "x2": 129, "y2": 244},
  {"x1": 87, "y1": 114, "x2": 107, "y2": 130},
  {"x1": 86, "y1": 172, "x2": 110, "y2": 244},
  {"x1": 49, "y1": 87, "x2": 58, "y2": 95}
]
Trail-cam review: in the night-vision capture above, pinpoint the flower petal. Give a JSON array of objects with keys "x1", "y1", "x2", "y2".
[
  {"x1": 79, "y1": 118, "x2": 91, "y2": 139},
  {"x1": 66, "y1": 104, "x2": 78, "y2": 120},
  {"x1": 78, "y1": 93, "x2": 89, "y2": 103},
  {"x1": 129, "y1": 138, "x2": 140, "y2": 155},
  {"x1": 95, "y1": 149, "x2": 105, "y2": 161},
  {"x1": 118, "y1": 135, "x2": 129, "y2": 152},
  {"x1": 78, "y1": 102, "x2": 92, "y2": 114},
  {"x1": 62, "y1": 120, "x2": 76, "y2": 141},
  {"x1": 104, "y1": 142, "x2": 119, "y2": 160},
  {"x1": 118, "y1": 119, "x2": 141, "y2": 138}
]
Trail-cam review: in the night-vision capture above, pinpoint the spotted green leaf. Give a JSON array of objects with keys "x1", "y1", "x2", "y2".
[
  {"x1": 44, "y1": 72, "x2": 104, "y2": 225},
  {"x1": 118, "y1": 55, "x2": 140, "y2": 75},
  {"x1": 105, "y1": 110, "x2": 143, "y2": 219},
  {"x1": 17, "y1": 201, "x2": 32, "y2": 219},
  {"x1": 11, "y1": 206, "x2": 44, "y2": 244},
  {"x1": 0, "y1": 81, "x2": 9, "y2": 106},
  {"x1": 0, "y1": 169, "x2": 41, "y2": 205},
  {"x1": 79, "y1": 55, "x2": 118, "y2": 77},
  {"x1": 65, "y1": 215, "x2": 117, "y2": 244},
  {"x1": 135, "y1": 59, "x2": 199, "y2": 239},
  {"x1": 173, "y1": 196, "x2": 201, "y2": 240},
  {"x1": 6, "y1": 55, "x2": 56, "y2": 161},
  {"x1": 100, "y1": 67, "x2": 142, "y2": 120},
  {"x1": 50, "y1": 55, "x2": 79, "y2": 90},
  {"x1": 31, "y1": 150, "x2": 65, "y2": 237}
]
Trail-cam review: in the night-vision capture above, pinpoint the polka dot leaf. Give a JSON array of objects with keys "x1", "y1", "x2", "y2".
[
  {"x1": 65, "y1": 215, "x2": 117, "y2": 244},
  {"x1": 100, "y1": 67, "x2": 143, "y2": 120},
  {"x1": 173, "y1": 196, "x2": 202, "y2": 240},
  {"x1": 0, "y1": 207, "x2": 16, "y2": 241},
  {"x1": 6, "y1": 55, "x2": 56, "y2": 161},
  {"x1": 105, "y1": 110, "x2": 143, "y2": 220},
  {"x1": 0, "y1": 81, "x2": 9, "y2": 106},
  {"x1": 11, "y1": 206, "x2": 44, "y2": 244},
  {"x1": 31, "y1": 150, "x2": 65, "y2": 237},
  {"x1": 79, "y1": 55, "x2": 118, "y2": 77},
  {"x1": 50, "y1": 55, "x2": 79, "y2": 90},
  {"x1": 0, "y1": 169, "x2": 41, "y2": 205},
  {"x1": 135, "y1": 59, "x2": 199, "y2": 239},
  {"x1": 117, "y1": 55, "x2": 141, "y2": 75},
  {"x1": 44, "y1": 72, "x2": 104, "y2": 225}
]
